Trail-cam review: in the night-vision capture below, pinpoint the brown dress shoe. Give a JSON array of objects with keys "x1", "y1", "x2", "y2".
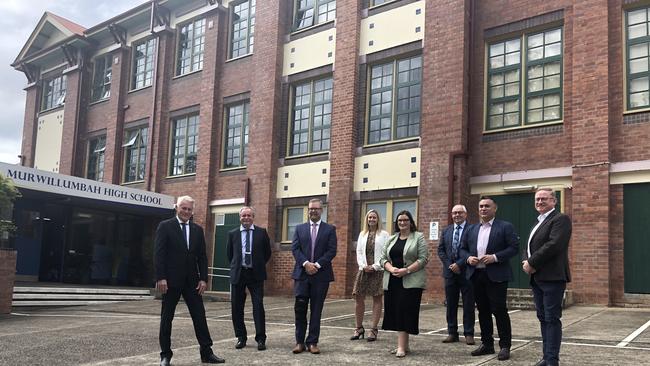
[
  {"x1": 307, "y1": 344, "x2": 321, "y2": 354},
  {"x1": 465, "y1": 335, "x2": 475, "y2": 345},
  {"x1": 292, "y1": 343, "x2": 306, "y2": 354},
  {"x1": 442, "y1": 335, "x2": 459, "y2": 343}
]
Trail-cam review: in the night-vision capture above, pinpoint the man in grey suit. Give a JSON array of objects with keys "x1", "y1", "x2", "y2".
[
  {"x1": 227, "y1": 206, "x2": 272, "y2": 351},
  {"x1": 437, "y1": 204, "x2": 475, "y2": 345},
  {"x1": 523, "y1": 188, "x2": 572, "y2": 366}
]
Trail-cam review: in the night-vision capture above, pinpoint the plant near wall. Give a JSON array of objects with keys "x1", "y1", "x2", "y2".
[{"x1": 0, "y1": 173, "x2": 20, "y2": 248}]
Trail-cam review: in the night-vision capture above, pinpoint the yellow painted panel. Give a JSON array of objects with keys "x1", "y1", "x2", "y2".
[
  {"x1": 34, "y1": 110, "x2": 64, "y2": 172},
  {"x1": 277, "y1": 160, "x2": 330, "y2": 198},
  {"x1": 610, "y1": 171, "x2": 650, "y2": 185},
  {"x1": 283, "y1": 28, "x2": 336, "y2": 76},
  {"x1": 359, "y1": 1, "x2": 424, "y2": 56},
  {"x1": 354, "y1": 148, "x2": 420, "y2": 191}
]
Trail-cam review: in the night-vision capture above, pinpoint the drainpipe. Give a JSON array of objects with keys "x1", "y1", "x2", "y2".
[
  {"x1": 146, "y1": 1, "x2": 160, "y2": 192},
  {"x1": 448, "y1": 150, "x2": 468, "y2": 225}
]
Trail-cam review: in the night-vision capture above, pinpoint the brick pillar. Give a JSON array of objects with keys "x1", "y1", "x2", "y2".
[
  {"x1": 247, "y1": 1, "x2": 287, "y2": 233},
  {"x1": 570, "y1": 1, "x2": 610, "y2": 305},
  {"x1": 102, "y1": 48, "x2": 130, "y2": 184},
  {"x1": 0, "y1": 249, "x2": 17, "y2": 314},
  {"x1": 328, "y1": 0, "x2": 362, "y2": 297},
  {"x1": 59, "y1": 68, "x2": 82, "y2": 175},
  {"x1": 20, "y1": 84, "x2": 39, "y2": 167},
  {"x1": 419, "y1": 0, "x2": 471, "y2": 302}
]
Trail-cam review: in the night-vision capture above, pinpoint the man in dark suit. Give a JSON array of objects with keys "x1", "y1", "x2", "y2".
[
  {"x1": 437, "y1": 204, "x2": 475, "y2": 345},
  {"x1": 460, "y1": 196, "x2": 519, "y2": 361},
  {"x1": 155, "y1": 196, "x2": 224, "y2": 365},
  {"x1": 226, "y1": 206, "x2": 272, "y2": 351},
  {"x1": 291, "y1": 198, "x2": 337, "y2": 355},
  {"x1": 523, "y1": 188, "x2": 572, "y2": 366}
]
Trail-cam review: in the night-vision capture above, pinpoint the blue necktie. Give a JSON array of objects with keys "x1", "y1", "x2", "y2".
[
  {"x1": 452, "y1": 225, "x2": 461, "y2": 260},
  {"x1": 244, "y1": 229, "x2": 252, "y2": 267}
]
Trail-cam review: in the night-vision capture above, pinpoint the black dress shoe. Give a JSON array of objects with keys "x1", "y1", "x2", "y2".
[
  {"x1": 471, "y1": 344, "x2": 495, "y2": 356},
  {"x1": 201, "y1": 354, "x2": 225, "y2": 364},
  {"x1": 534, "y1": 360, "x2": 547, "y2": 366},
  {"x1": 257, "y1": 340, "x2": 266, "y2": 351},
  {"x1": 235, "y1": 338, "x2": 247, "y2": 349},
  {"x1": 497, "y1": 347, "x2": 510, "y2": 361},
  {"x1": 160, "y1": 357, "x2": 171, "y2": 366}
]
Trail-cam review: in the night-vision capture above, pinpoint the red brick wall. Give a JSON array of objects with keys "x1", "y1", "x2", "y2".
[
  {"x1": 0, "y1": 250, "x2": 17, "y2": 314},
  {"x1": 20, "y1": 85, "x2": 39, "y2": 167},
  {"x1": 59, "y1": 69, "x2": 82, "y2": 175}
]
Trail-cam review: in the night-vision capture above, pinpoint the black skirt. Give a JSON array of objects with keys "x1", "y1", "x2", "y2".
[{"x1": 382, "y1": 275, "x2": 423, "y2": 335}]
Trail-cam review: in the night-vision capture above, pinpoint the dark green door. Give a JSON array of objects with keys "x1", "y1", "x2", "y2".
[
  {"x1": 492, "y1": 191, "x2": 562, "y2": 289},
  {"x1": 211, "y1": 213, "x2": 240, "y2": 292},
  {"x1": 624, "y1": 184, "x2": 650, "y2": 294}
]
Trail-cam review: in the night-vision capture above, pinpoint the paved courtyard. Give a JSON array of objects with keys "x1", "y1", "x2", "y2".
[{"x1": 1, "y1": 296, "x2": 649, "y2": 365}]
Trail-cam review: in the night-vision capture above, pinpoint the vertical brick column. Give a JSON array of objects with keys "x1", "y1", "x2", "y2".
[
  {"x1": 102, "y1": 48, "x2": 130, "y2": 184},
  {"x1": 419, "y1": 0, "x2": 471, "y2": 301},
  {"x1": 570, "y1": 0, "x2": 610, "y2": 305},
  {"x1": 328, "y1": 0, "x2": 362, "y2": 297},
  {"x1": 20, "y1": 85, "x2": 39, "y2": 167},
  {"x1": 59, "y1": 68, "x2": 82, "y2": 176},
  {"x1": 0, "y1": 249, "x2": 17, "y2": 314},
  {"x1": 247, "y1": 1, "x2": 287, "y2": 233}
]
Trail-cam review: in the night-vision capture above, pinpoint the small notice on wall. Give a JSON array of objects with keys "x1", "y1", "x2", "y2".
[{"x1": 429, "y1": 221, "x2": 439, "y2": 241}]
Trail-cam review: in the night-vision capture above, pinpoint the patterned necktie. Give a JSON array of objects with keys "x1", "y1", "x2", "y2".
[
  {"x1": 310, "y1": 223, "x2": 318, "y2": 262},
  {"x1": 181, "y1": 223, "x2": 189, "y2": 249},
  {"x1": 244, "y1": 229, "x2": 252, "y2": 267},
  {"x1": 452, "y1": 225, "x2": 461, "y2": 260}
]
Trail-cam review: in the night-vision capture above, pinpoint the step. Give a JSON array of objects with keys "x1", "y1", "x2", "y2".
[
  {"x1": 11, "y1": 285, "x2": 155, "y2": 307},
  {"x1": 13, "y1": 286, "x2": 152, "y2": 295},
  {"x1": 12, "y1": 300, "x2": 122, "y2": 306},
  {"x1": 13, "y1": 293, "x2": 153, "y2": 301}
]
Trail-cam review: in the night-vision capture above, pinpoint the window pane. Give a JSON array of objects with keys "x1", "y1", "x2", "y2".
[
  {"x1": 393, "y1": 200, "x2": 417, "y2": 226},
  {"x1": 366, "y1": 202, "x2": 387, "y2": 232},
  {"x1": 286, "y1": 208, "x2": 304, "y2": 240}
]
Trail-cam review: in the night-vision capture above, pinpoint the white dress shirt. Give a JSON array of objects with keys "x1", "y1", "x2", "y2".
[{"x1": 527, "y1": 208, "x2": 555, "y2": 257}]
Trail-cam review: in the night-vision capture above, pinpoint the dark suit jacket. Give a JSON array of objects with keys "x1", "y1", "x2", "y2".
[
  {"x1": 154, "y1": 217, "x2": 209, "y2": 288},
  {"x1": 226, "y1": 225, "x2": 272, "y2": 285},
  {"x1": 437, "y1": 223, "x2": 470, "y2": 278},
  {"x1": 460, "y1": 219, "x2": 519, "y2": 282},
  {"x1": 291, "y1": 221, "x2": 337, "y2": 282},
  {"x1": 525, "y1": 210, "x2": 572, "y2": 282}
]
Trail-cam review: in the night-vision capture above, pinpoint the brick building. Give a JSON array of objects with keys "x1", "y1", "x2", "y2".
[{"x1": 9, "y1": 0, "x2": 650, "y2": 306}]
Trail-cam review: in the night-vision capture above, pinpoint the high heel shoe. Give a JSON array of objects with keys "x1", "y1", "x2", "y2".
[
  {"x1": 367, "y1": 328, "x2": 378, "y2": 342},
  {"x1": 350, "y1": 326, "x2": 365, "y2": 340}
]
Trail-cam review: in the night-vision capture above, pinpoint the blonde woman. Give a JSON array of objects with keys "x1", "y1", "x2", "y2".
[
  {"x1": 380, "y1": 210, "x2": 429, "y2": 358},
  {"x1": 350, "y1": 210, "x2": 389, "y2": 342}
]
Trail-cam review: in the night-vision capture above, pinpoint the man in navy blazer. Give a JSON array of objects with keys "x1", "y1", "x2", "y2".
[
  {"x1": 460, "y1": 196, "x2": 519, "y2": 361},
  {"x1": 437, "y1": 204, "x2": 475, "y2": 345},
  {"x1": 227, "y1": 206, "x2": 272, "y2": 351},
  {"x1": 291, "y1": 198, "x2": 337, "y2": 355},
  {"x1": 523, "y1": 188, "x2": 572, "y2": 366},
  {"x1": 154, "y1": 196, "x2": 224, "y2": 365}
]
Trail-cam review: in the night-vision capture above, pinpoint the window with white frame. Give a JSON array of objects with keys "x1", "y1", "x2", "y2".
[
  {"x1": 486, "y1": 27, "x2": 563, "y2": 131},
  {"x1": 169, "y1": 114, "x2": 199, "y2": 176},
  {"x1": 283, "y1": 205, "x2": 328, "y2": 241},
  {"x1": 132, "y1": 38, "x2": 156, "y2": 89},
  {"x1": 626, "y1": 7, "x2": 650, "y2": 110},
  {"x1": 230, "y1": 0, "x2": 255, "y2": 58},
  {"x1": 294, "y1": 0, "x2": 336, "y2": 30},
  {"x1": 177, "y1": 18, "x2": 206, "y2": 75},
  {"x1": 87, "y1": 136, "x2": 106, "y2": 181},
  {"x1": 223, "y1": 101, "x2": 249, "y2": 168},
  {"x1": 364, "y1": 199, "x2": 417, "y2": 233},
  {"x1": 290, "y1": 77, "x2": 333, "y2": 155},
  {"x1": 122, "y1": 126, "x2": 148, "y2": 183},
  {"x1": 91, "y1": 54, "x2": 112, "y2": 102},
  {"x1": 41, "y1": 74, "x2": 66, "y2": 111}
]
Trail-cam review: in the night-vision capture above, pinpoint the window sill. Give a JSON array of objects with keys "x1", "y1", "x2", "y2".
[
  {"x1": 284, "y1": 151, "x2": 329, "y2": 160},
  {"x1": 121, "y1": 180, "x2": 145, "y2": 186},
  {"x1": 363, "y1": 137, "x2": 419, "y2": 149},
  {"x1": 291, "y1": 19, "x2": 335, "y2": 37},
  {"x1": 482, "y1": 120, "x2": 563, "y2": 134},
  {"x1": 623, "y1": 107, "x2": 650, "y2": 115},
  {"x1": 219, "y1": 166, "x2": 246, "y2": 173},
  {"x1": 38, "y1": 105, "x2": 65, "y2": 115},
  {"x1": 368, "y1": 0, "x2": 399, "y2": 11},
  {"x1": 173, "y1": 69, "x2": 203, "y2": 80},
  {"x1": 88, "y1": 98, "x2": 110, "y2": 107},
  {"x1": 164, "y1": 173, "x2": 196, "y2": 180},
  {"x1": 226, "y1": 53, "x2": 253, "y2": 63},
  {"x1": 128, "y1": 85, "x2": 153, "y2": 94}
]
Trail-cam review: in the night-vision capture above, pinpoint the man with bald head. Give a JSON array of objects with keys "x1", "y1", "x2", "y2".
[{"x1": 437, "y1": 204, "x2": 475, "y2": 345}]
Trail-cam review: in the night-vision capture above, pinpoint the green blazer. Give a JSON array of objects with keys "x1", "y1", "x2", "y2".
[{"x1": 380, "y1": 231, "x2": 429, "y2": 290}]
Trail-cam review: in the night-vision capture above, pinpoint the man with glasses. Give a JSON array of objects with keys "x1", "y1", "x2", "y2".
[
  {"x1": 437, "y1": 204, "x2": 475, "y2": 345},
  {"x1": 291, "y1": 198, "x2": 337, "y2": 355},
  {"x1": 523, "y1": 188, "x2": 572, "y2": 366}
]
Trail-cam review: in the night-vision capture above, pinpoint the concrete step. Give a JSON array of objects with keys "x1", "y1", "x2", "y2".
[
  {"x1": 507, "y1": 288, "x2": 574, "y2": 310},
  {"x1": 12, "y1": 285, "x2": 154, "y2": 307}
]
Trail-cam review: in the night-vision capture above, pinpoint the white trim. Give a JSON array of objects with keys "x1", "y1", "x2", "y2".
[
  {"x1": 209, "y1": 197, "x2": 245, "y2": 206},
  {"x1": 610, "y1": 160, "x2": 650, "y2": 173},
  {"x1": 470, "y1": 166, "x2": 572, "y2": 185}
]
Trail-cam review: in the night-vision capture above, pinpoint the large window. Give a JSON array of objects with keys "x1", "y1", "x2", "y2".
[
  {"x1": 294, "y1": 0, "x2": 336, "y2": 30},
  {"x1": 87, "y1": 136, "x2": 106, "y2": 181},
  {"x1": 486, "y1": 27, "x2": 562, "y2": 131},
  {"x1": 132, "y1": 38, "x2": 156, "y2": 89},
  {"x1": 365, "y1": 199, "x2": 417, "y2": 233},
  {"x1": 122, "y1": 126, "x2": 148, "y2": 183},
  {"x1": 41, "y1": 75, "x2": 66, "y2": 111},
  {"x1": 91, "y1": 54, "x2": 112, "y2": 102},
  {"x1": 626, "y1": 8, "x2": 650, "y2": 110},
  {"x1": 177, "y1": 18, "x2": 206, "y2": 75},
  {"x1": 371, "y1": 0, "x2": 390, "y2": 6},
  {"x1": 230, "y1": 0, "x2": 255, "y2": 58},
  {"x1": 283, "y1": 205, "x2": 328, "y2": 241},
  {"x1": 290, "y1": 77, "x2": 333, "y2": 155},
  {"x1": 170, "y1": 114, "x2": 199, "y2": 176},
  {"x1": 367, "y1": 55, "x2": 421, "y2": 144},
  {"x1": 223, "y1": 101, "x2": 249, "y2": 168}
]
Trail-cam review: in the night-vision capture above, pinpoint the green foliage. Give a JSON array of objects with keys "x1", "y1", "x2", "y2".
[{"x1": 0, "y1": 173, "x2": 21, "y2": 238}]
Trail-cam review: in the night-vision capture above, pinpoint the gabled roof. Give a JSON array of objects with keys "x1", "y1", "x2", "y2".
[{"x1": 12, "y1": 12, "x2": 86, "y2": 66}]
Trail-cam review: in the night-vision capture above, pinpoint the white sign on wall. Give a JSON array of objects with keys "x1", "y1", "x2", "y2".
[{"x1": 429, "y1": 221, "x2": 439, "y2": 241}]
